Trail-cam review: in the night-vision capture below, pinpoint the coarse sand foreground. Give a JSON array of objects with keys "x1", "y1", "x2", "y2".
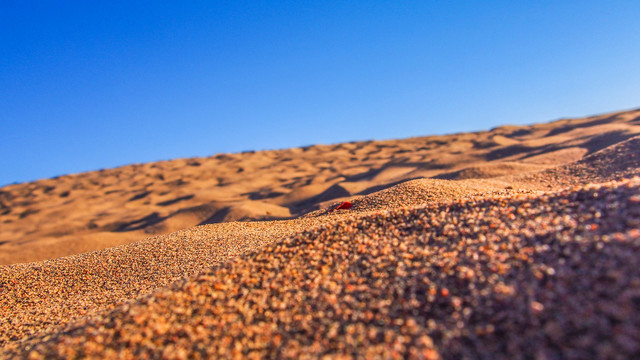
[
  {"x1": 1, "y1": 112, "x2": 640, "y2": 358},
  {"x1": 2, "y1": 174, "x2": 640, "y2": 358},
  {"x1": 2, "y1": 134, "x2": 638, "y2": 356}
]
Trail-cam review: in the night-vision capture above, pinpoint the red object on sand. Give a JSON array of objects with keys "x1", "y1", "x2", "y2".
[{"x1": 334, "y1": 201, "x2": 352, "y2": 211}]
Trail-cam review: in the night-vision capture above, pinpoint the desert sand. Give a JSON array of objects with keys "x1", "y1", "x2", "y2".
[
  {"x1": 2, "y1": 108, "x2": 639, "y2": 265},
  {"x1": 1, "y1": 108, "x2": 640, "y2": 358}
]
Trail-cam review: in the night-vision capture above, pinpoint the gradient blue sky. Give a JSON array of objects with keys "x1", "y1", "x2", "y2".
[{"x1": 2, "y1": 1, "x2": 639, "y2": 186}]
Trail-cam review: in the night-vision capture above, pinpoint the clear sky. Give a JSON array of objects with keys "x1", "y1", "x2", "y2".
[{"x1": 1, "y1": 1, "x2": 639, "y2": 186}]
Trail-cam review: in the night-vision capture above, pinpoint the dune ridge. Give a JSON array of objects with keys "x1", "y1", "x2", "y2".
[
  {"x1": 3, "y1": 176, "x2": 639, "y2": 358},
  {"x1": 1, "y1": 108, "x2": 640, "y2": 358},
  {"x1": 1, "y1": 108, "x2": 639, "y2": 265}
]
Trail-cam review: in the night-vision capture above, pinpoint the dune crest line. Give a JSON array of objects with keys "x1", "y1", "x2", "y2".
[{"x1": 1, "y1": 108, "x2": 640, "y2": 357}]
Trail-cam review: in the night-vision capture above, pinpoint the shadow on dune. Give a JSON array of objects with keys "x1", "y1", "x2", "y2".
[
  {"x1": 199, "y1": 207, "x2": 230, "y2": 225},
  {"x1": 156, "y1": 194, "x2": 195, "y2": 206},
  {"x1": 487, "y1": 130, "x2": 636, "y2": 162},
  {"x1": 545, "y1": 113, "x2": 622, "y2": 137},
  {"x1": 114, "y1": 213, "x2": 165, "y2": 232}
]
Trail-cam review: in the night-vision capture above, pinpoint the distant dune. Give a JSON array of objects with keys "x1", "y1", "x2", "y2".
[
  {"x1": 1, "y1": 108, "x2": 640, "y2": 358},
  {"x1": 2, "y1": 108, "x2": 639, "y2": 265}
]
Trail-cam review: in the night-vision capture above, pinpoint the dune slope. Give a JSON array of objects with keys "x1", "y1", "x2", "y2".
[
  {"x1": 4, "y1": 177, "x2": 639, "y2": 358},
  {"x1": 0, "y1": 132, "x2": 639, "y2": 357},
  {"x1": 1, "y1": 108, "x2": 639, "y2": 264},
  {"x1": 1, "y1": 108, "x2": 640, "y2": 358}
]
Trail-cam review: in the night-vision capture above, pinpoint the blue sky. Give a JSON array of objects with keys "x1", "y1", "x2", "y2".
[{"x1": 1, "y1": 1, "x2": 639, "y2": 186}]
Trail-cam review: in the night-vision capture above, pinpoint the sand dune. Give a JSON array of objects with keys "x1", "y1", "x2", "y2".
[
  {"x1": 2, "y1": 108, "x2": 639, "y2": 265},
  {"x1": 1, "y1": 108, "x2": 640, "y2": 358}
]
